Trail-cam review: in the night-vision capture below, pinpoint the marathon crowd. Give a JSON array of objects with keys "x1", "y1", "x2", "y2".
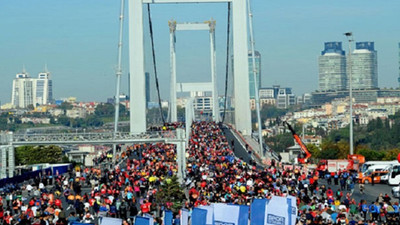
[{"x1": 0, "y1": 121, "x2": 399, "y2": 225}]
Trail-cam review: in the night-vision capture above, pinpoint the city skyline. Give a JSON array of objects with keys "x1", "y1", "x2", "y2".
[{"x1": 1, "y1": 0, "x2": 400, "y2": 105}]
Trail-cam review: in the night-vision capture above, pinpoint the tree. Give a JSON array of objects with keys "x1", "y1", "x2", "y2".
[
  {"x1": 383, "y1": 148, "x2": 400, "y2": 161},
  {"x1": 265, "y1": 133, "x2": 294, "y2": 152},
  {"x1": 356, "y1": 148, "x2": 384, "y2": 161},
  {"x1": 59, "y1": 102, "x2": 73, "y2": 110},
  {"x1": 15, "y1": 145, "x2": 63, "y2": 165},
  {"x1": 320, "y1": 140, "x2": 339, "y2": 159},
  {"x1": 155, "y1": 176, "x2": 186, "y2": 213},
  {"x1": 95, "y1": 103, "x2": 114, "y2": 117},
  {"x1": 57, "y1": 116, "x2": 70, "y2": 126},
  {"x1": 306, "y1": 144, "x2": 320, "y2": 160}
]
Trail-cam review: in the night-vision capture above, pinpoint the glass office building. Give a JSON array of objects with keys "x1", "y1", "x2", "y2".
[{"x1": 318, "y1": 42, "x2": 346, "y2": 91}]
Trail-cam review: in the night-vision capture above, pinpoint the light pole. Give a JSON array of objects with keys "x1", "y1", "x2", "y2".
[{"x1": 344, "y1": 32, "x2": 354, "y2": 155}]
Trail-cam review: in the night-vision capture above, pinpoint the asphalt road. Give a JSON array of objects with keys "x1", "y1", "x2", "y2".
[
  {"x1": 222, "y1": 127, "x2": 253, "y2": 165},
  {"x1": 318, "y1": 179, "x2": 396, "y2": 204}
]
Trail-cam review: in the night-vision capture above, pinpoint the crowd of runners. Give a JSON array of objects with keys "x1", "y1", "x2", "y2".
[{"x1": 0, "y1": 121, "x2": 399, "y2": 225}]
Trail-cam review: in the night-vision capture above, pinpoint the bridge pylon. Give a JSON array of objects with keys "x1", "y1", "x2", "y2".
[{"x1": 129, "y1": 0, "x2": 251, "y2": 134}]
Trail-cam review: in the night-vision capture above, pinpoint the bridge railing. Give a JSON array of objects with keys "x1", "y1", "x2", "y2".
[{"x1": 6, "y1": 131, "x2": 177, "y2": 144}]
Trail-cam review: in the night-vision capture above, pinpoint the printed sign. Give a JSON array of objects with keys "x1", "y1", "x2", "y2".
[{"x1": 267, "y1": 214, "x2": 285, "y2": 225}]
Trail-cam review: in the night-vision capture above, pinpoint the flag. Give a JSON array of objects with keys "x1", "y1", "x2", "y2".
[
  {"x1": 192, "y1": 208, "x2": 208, "y2": 225},
  {"x1": 135, "y1": 216, "x2": 152, "y2": 225},
  {"x1": 198, "y1": 205, "x2": 214, "y2": 225},
  {"x1": 181, "y1": 209, "x2": 189, "y2": 225},
  {"x1": 287, "y1": 196, "x2": 298, "y2": 225},
  {"x1": 251, "y1": 196, "x2": 292, "y2": 225},
  {"x1": 164, "y1": 210, "x2": 173, "y2": 225},
  {"x1": 265, "y1": 196, "x2": 290, "y2": 225},
  {"x1": 250, "y1": 199, "x2": 269, "y2": 225},
  {"x1": 212, "y1": 203, "x2": 249, "y2": 225}
]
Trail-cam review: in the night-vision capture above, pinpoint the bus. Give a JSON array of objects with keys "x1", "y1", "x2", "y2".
[{"x1": 360, "y1": 160, "x2": 398, "y2": 173}]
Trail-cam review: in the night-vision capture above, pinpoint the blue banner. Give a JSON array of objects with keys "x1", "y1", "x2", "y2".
[
  {"x1": 250, "y1": 199, "x2": 268, "y2": 225},
  {"x1": 135, "y1": 216, "x2": 151, "y2": 225},
  {"x1": 192, "y1": 208, "x2": 208, "y2": 225},
  {"x1": 164, "y1": 210, "x2": 173, "y2": 225}
]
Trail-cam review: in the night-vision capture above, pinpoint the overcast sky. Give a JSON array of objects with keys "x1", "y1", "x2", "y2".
[{"x1": 1, "y1": 0, "x2": 399, "y2": 104}]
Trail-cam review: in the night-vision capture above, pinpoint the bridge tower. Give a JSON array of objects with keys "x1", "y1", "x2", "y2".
[
  {"x1": 129, "y1": 0, "x2": 251, "y2": 135},
  {"x1": 168, "y1": 20, "x2": 219, "y2": 123}
]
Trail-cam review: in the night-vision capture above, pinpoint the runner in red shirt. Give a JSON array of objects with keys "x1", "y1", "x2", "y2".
[{"x1": 140, "y1": 200, "x2": 151, "y2": 214}]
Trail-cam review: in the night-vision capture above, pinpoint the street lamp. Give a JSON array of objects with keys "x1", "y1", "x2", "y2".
[{"x1": 344, "y1": 32, "x2": 354, "y2": 155}]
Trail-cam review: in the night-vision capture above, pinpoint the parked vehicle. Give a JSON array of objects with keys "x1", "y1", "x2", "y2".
[
  {"x1": 388, "y1": 164, "x2": 400, "y2": 185},
  {"x1": 360, "y1": 160, "x2": 398, "y2": 173},
  {"x1": 358, "y1": 164, "x2": 392, "y2": 180},
  {"x1": 359, "y1": 170, "x2": 389, "y2": 184},
  {"x1": 317, "y1": 154, "x2": 365, "y2": 173}
]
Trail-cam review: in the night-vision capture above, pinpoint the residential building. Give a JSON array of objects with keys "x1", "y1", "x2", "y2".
[
  {"x1": 303, "y1": 135, "x2": 322, "y2": 148},
  {"x1": 248, "y1": 51, "x2": 261, "y2": 99},
  {"x1": 348, "y1": 42, "x2": 378, "y2": 89},
  {"x1": 66, "y1": 108, "x2": 87, "y2": 119},
  {"x1": 318, "y1": 42, "x2": 346, "y2": 91},
  {"x1": 259, "y1": 88, "x2": 275, "y2": 99},
  {"x1": 277, "y1": 87, "x2": 295, "y2": 109}
]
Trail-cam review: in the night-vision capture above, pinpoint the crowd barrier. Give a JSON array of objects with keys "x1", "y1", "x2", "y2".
[{"x1": 0, "y1": 164, "x2": 71, "y2": 188}]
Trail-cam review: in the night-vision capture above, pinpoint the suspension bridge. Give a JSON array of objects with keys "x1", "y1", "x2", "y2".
[{"x1": 0, "y1": 0, "x2": 279, "y2": 180}]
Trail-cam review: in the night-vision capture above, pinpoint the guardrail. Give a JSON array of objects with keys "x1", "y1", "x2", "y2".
[
  {"x1": 1, "y1": 131, "x2": 179, "y2": 146},
  {"x1": 251, "y1": 134, "x2": 280, "y2": 161}
]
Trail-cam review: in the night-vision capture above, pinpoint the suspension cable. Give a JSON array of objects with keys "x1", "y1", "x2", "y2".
[
  {"x1": 221, "y1": 2, "x2": 231, "y2": 124},
  {"x1": 147, "y1": 3, "x2": 166, "y2": 125}
]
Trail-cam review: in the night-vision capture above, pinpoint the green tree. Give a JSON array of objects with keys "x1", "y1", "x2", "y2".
[
  {"x1": 57, "y1": 116, "x2": 70, "y2": 126},
  {"x1": 59, "y1": 102, "x2": 73, "y2": 110},
  {"x1": 383, "y1": 148, "x2": 400, "y2": 161},
  {"x1": 95, "y1": 103, "x2": 114, "y2": 117},
  {"x1": 306, "y1": 144, "x2": 320, "y2": 159},
  {"x1": 155, "y1": 176, "x2": 186, "y2": 213},
  {"x1": 15, "y1": 145, "x2": 62, "y2": 165},
  {"x1": 320, "y1": 140, "x2": 339, "y2": 159},
  {"x1": 356, "y1": 148, "x2": 384, "y2": 161}
]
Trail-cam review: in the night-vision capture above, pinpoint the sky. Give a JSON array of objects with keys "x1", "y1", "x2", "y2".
[{"x1": 0, "y1": 0, "x2": 399, "y2": 104}]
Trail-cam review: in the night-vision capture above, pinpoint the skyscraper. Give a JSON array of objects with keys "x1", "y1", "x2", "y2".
[
  {"x1": 11, "y1": 66, "x2": 53, "y2": 108},
  {"x1": 347, "y1": 42, "x2": 378, "y2": 89},
  {"x1": 318, "y1": 42, "x2": 346, "y2": 91},
  {"x1": 11, "y1": 69, "x2": 34, "y2": 108},
  {"x1": 248, "y1": 51, "x2": 261, "y2": 99},
  {"x1": 36, "y1": 66, "x2": 53, "y2": 105}
]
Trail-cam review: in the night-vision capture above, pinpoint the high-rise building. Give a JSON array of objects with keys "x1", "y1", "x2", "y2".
[
  {"x1": 248, "y1": 51, "x2": 261, "y2": 99},
  {"x1": 11, "y1": 66, "x2": 53, "y2": 108},
  {"x1": 11, "y1": 69, "x2": 34, "y2": 108},
  {"x1": 318, "y1": 42, "x2": 346, "y2": 91},
  {"x1": 36, "y1": 66, "x2": 53, "y2": 105},
  {"x1": 347, "y1": 42, "x2": 378, "y2": 90}
]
